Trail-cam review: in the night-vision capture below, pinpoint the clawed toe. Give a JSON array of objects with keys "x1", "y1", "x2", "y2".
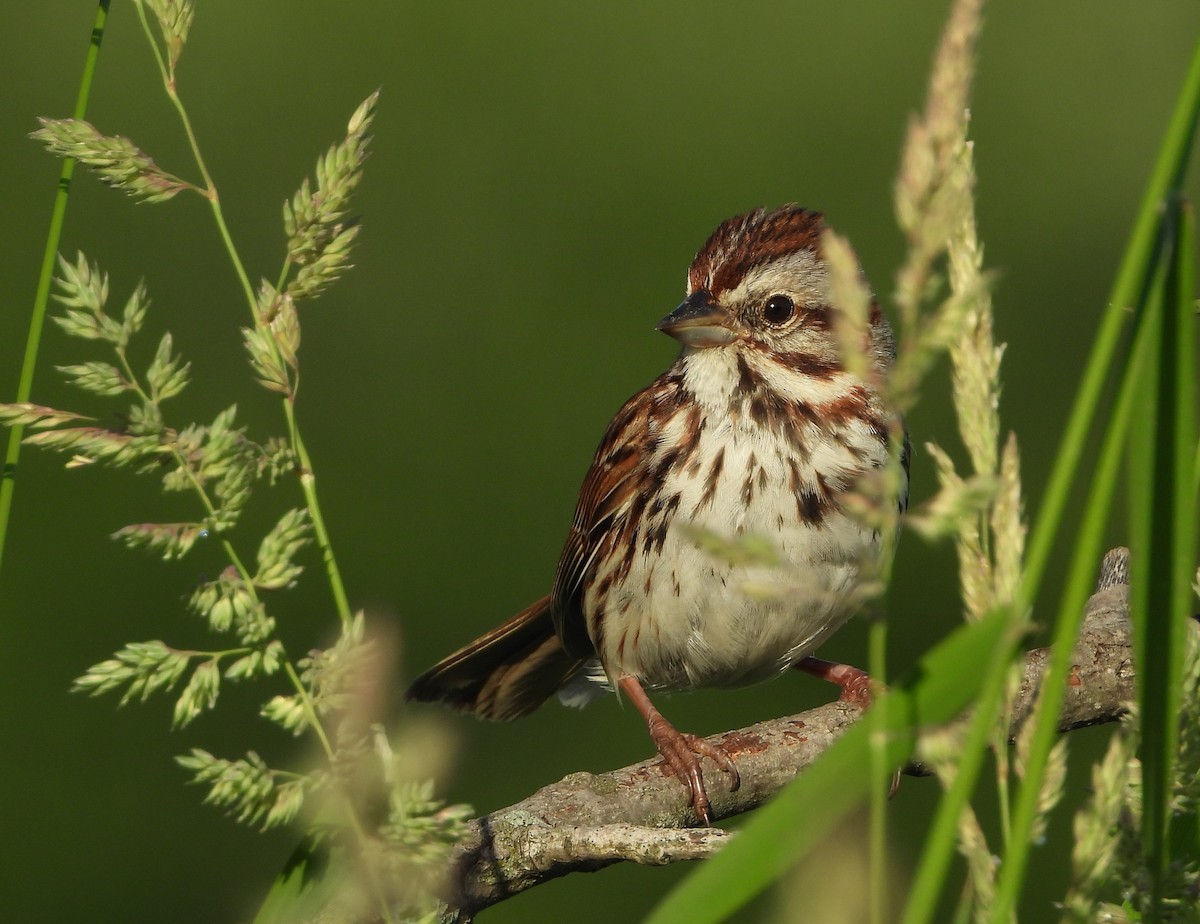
[
  {"x1": 653, "y1": 725, "x2": 714, "y2": 823},
  {"x1": 619, "y1": 675, "x2": 740, "y2": 824},
  {"x1": 650, "y1": 726, "x2": 739, "y2": 824},
  {"x1": 682, "y1": 732, "x2": 741, "y2": 792}
]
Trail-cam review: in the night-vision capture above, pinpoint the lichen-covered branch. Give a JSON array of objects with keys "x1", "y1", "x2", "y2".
[{"x1": 441, "y1": 549, "x2": 1140, "y2": 918}]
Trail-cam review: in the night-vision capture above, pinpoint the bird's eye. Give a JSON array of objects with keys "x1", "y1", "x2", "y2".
[{"x1": 762, "y1": 294, "x2": 796, "y2": 326}]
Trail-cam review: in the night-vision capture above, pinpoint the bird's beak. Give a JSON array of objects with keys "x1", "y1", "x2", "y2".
[{"x1": 656, "y1": 292, "x2": 736, "y2": 348}]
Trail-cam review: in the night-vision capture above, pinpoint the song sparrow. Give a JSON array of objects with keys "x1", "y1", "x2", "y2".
[{"x1": 407, "y1": 205, "x2": 906, "y2": 823}]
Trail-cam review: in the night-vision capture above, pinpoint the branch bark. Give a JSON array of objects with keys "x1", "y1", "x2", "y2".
[{"x1": 444, "y1": 548, "x2": 1138, "y2": 918}]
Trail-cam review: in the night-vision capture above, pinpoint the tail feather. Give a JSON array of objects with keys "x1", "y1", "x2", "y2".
[{"x1": 405, "y1": 595, "x2": 583, "y2": 721}]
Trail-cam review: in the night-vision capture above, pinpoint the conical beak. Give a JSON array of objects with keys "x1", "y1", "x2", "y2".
[{"x1": 656, "y1": 292, "x2": 736, "y2": 348}]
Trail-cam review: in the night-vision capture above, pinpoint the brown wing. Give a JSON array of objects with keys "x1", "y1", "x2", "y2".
[
  {"x1": 405, "y1": 371, "x2": 684, "y2": 717},
  {"x1": 404, "y1": 595, "x2": 582, "y2": 720},
  {"x1": 551, "y1": 369, "x2": 683, "y2": 659}
]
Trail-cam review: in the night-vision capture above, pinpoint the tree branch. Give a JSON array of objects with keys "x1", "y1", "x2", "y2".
[{"x1": 445, "y1": 549, "x2": 1139, "y2": 918}]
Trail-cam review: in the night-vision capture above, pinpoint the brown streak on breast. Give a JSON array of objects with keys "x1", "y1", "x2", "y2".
[
  {"x1": 736, "y1": 353, "x2": 761, "y2": 395},
  {"x1": 797, "y1": 487, "x2": 827, "y2": 526},
  {"x1": 787, "y1": 455, "x2": 804, "y2": 496},
  {"x1": 741, "y1": 451, "x2": 759, "y2": 504},
  {"x1": 590, "y1": 604, "x2": 606, "y2": 655},
  {"x1": 693, "y1": 445, "x2": 725, "y2": 515}
]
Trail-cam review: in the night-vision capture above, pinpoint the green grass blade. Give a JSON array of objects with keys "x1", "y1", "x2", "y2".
[
  {"x1": 1132, "y1": 196, "x2": 1196, "y2": 921},
  {"x1": 1022, "y1": 33, "x2": 1200, "y2": 601},
  {"x1": 899, "y1": 610, "x2": 1018, "y2": 924},
  {"x1": 989, "y1": 255, "x2": 1165, "y2": 923},
  {"x1": 645, "y1": 608, "x2": 1014, "y2": 924},
  {"x1": 1126, "y1": 221, "x2": 1166, "y2": 919},
  {"x1": 0, "y1": 0, "x2": 113, "y2": 592},
  {"x1": 251, "y1": 831, "x2": 335, "y2": 924},
  {"x1": 988, "y1": 35, "x2": 1200, "y2": 920}
]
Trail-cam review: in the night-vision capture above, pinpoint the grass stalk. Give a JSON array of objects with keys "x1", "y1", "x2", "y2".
[
  {"x1": 132, "y1": 1, "x2": 353, "y2": 631},
  {"x1": 868, "y1": 614, "x2": 888, "y2": 924},
  {"x1": 0, "y1": 0, "x2": 112, "y2": 590}
]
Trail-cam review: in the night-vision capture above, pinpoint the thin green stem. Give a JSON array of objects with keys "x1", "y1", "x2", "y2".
[
  {"x1": 172, "y1": 646, "x2": 253, "y2": 664},
  {"x1": 1133, "y1": 195, "x2": 1195, "y2": 923},
  {"x1": 283, "y1": 661, "x2": 336, "y2": 759},
  {"x1": 282, "y1": 659, "x2": 398, "y2": 924},
  {"x1": 286, "y1": 397, "x2": 353, "y2": 628},
  {"x1": 1193, "y1": 430, "x2": 1200, "y2": 498},
  {"x1": 275, "y1": 257, "x2": 293, "y2": 296},
  {"x1": 867, "y1": 614, "x2": 888, "y2": 924},
  {"x1": 867, "y1": 428, "x2": 905, "y2": 924},
  {"x1": 0, "y1": 0, "x2": 112, "y2": 591},
  {"x1": 133, "y1": 2, "x2": 352, "y2": 630},
  {"x1": 135, "y1": 4, "x2": 257, "y2": 310},
  {"x1": 115, "y1": 345, "x2": 263, "y2": 600},
  {"x1": 993, "y1": 726, "x2": 1011, "y2": 850}
]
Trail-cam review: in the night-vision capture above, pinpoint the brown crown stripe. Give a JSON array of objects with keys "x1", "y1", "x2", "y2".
[{"x1": 688, "y1": 205, "x2": 825, "y2": 298}]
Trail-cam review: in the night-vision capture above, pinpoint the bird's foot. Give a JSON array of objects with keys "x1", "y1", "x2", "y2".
[{"x1": 619, "y1": 675, "x2": 739, "y2": 825}]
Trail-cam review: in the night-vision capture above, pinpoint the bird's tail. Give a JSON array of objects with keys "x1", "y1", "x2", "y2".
[{"x1": 405, "y1": 595, "x2": 584, "y2": 721}]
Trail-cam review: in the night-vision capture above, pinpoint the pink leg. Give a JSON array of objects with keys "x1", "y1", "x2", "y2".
[
  {"x1": 796, "y1": 658, "x2": 901, "y2": 797},
  {"x1": 795, "y1": 656, "x2": 874, "y2": 708},
  {"x1": 618, "y1": 675, "x2": 740, "y2": 825}
]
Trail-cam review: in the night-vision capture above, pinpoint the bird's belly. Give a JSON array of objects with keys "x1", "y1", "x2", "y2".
[
  {"x1": 604, "y1": 519, "x2": 873, "y2": 691},
  {"x1": 591, "y1": 421, "x2": 884, "y2": 692}
]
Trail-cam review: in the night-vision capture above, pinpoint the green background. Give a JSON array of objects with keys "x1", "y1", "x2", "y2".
[{"x1": 1, "y1": 2, "x2": 1197, "y2": 921}]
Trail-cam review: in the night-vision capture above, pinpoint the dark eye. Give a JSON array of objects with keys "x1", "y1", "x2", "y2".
[{"x1": 762, "y1": 294, "x2": 795, "y2": 326}]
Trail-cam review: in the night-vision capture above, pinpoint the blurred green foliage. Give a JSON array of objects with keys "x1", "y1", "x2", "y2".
[{"x1": 1, "y1": 2, "x2": 1197, "y2": 922}]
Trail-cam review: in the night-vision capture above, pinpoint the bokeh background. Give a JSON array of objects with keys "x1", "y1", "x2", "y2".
[{"x1": 2, "y1": 2, "x2": 1198, "y2": 921}]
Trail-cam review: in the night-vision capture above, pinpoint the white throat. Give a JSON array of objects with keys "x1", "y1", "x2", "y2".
[{"x1": 678, "y1": 348, "x2": 740, "y2": 411}]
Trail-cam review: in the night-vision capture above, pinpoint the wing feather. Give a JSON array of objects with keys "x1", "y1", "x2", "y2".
[{"x1": 550, "y1": 369, "x2": 682, "y2": 658}]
